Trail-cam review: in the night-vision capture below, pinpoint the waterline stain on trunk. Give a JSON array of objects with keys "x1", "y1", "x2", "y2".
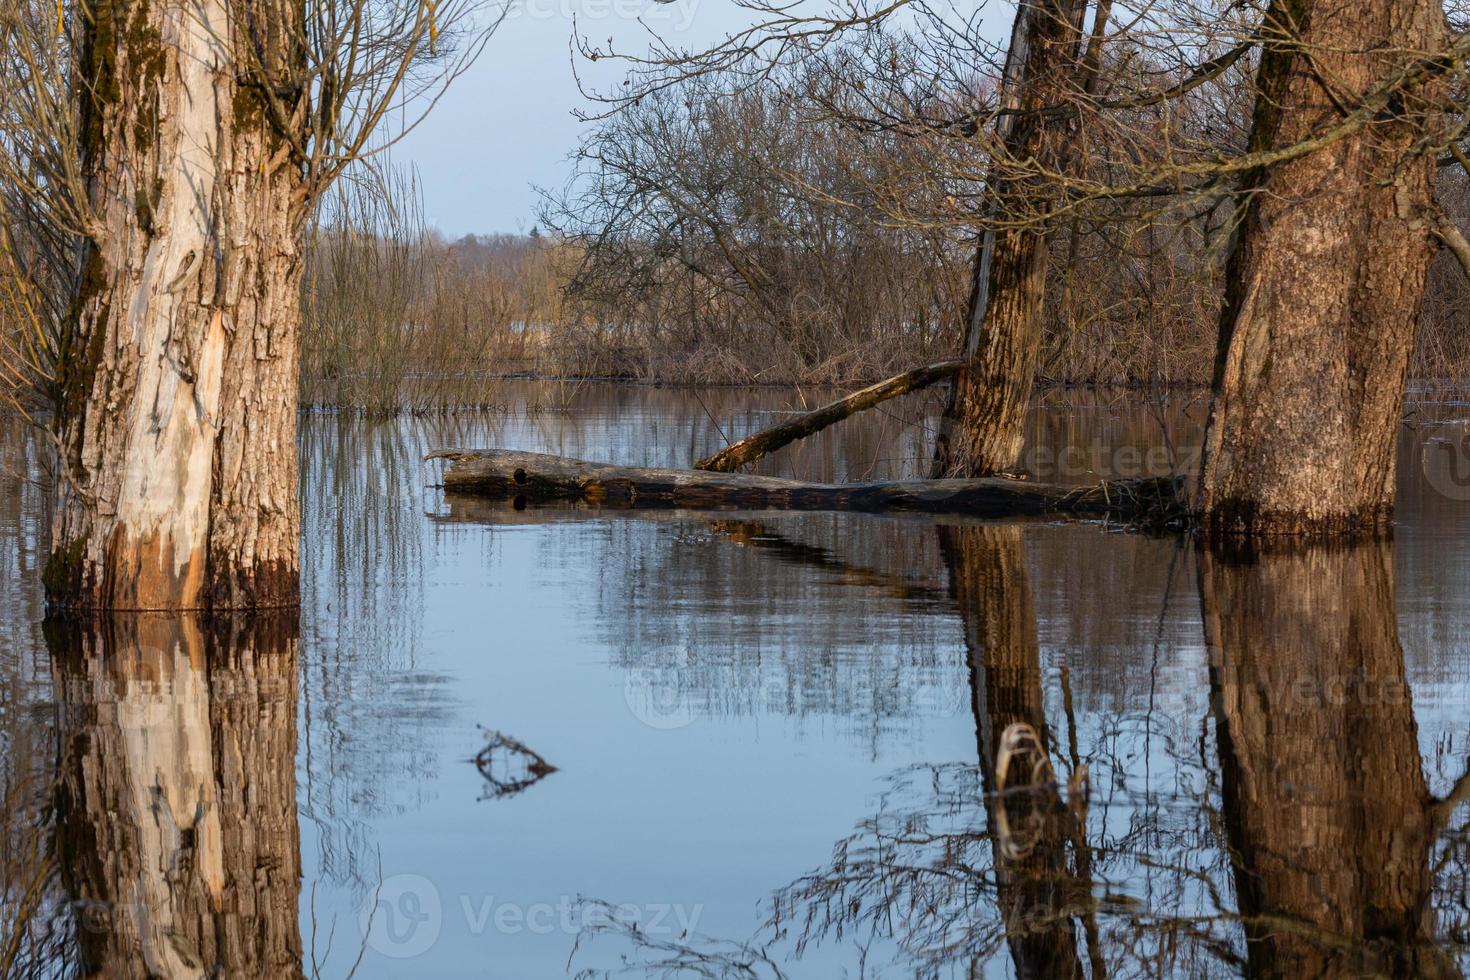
[{"x1": 49, "y1": 0, "x2": 307, "y2": 611}]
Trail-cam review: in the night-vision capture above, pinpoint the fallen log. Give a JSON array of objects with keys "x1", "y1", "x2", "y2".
[
  {"x1": 430, "y1": 449, "x2": 1186, "y2": 523},
  {"x1": 694, "y1": 359, "x2": 964, "y2": 472}
]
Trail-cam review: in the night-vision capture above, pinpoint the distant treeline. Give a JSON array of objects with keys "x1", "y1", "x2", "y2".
[
  {"x1": 292, "y1": 65, "x2": 1470, "y2": 404},
  {"x1": 8, "y1": 73, "x2": 1470, "y2": 414},
  {"x1": 10, "y1": 168, "x2": 1470, "y2": 415}
]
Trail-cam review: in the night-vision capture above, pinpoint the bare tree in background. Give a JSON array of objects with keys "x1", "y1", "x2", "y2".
[
  {"x1": 542, "y1": 65, "x2": 968, "y2": 384},
  {"x1": 0, "y1": 0, "x2": 498, "y2": 610}
]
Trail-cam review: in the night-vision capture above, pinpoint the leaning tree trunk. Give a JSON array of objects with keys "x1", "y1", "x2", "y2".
[
  {"x1": 46, "y1": 0, "x2": 306, "y2": 610},
  {"x1": 1195, "y1": 0, "x2": 1446, "y2": 535},
  {"x1": 931, "y1": 0, "x2": 1091, "y2": 478}
]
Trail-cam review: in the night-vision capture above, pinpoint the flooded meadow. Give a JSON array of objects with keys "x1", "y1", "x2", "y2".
[{"x1": 3, "y1": 382, "x2": 1470, "y2": 977}]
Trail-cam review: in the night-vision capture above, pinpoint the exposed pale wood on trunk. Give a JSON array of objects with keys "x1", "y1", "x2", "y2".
[
  {"x1": 432, "y1": 449, "x2": 1184, "y2": 521},
  {"x1": 1434, "y1": 209, "x2": 1470, "y2": 282},
  {"x1": 1202, "y1": 541, "x2": 1457, "y2": 977},
  {"x1": 47, "y1": 0, "x2": 306, "y2": 610},
  {"x1": 49, "y1": 613, "x2": 304, "y2": 977},
  {"x1": 694, "y1": 360, "x2": 963, "y2": 472},
  {"x1": 1196, "y1": 0, "x2": 1446, "y2": 535}
]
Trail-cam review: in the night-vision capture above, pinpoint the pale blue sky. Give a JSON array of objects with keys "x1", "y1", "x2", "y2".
[
  {"x1": 398, "y1": 0, "x2": 1007, "y2": 235},
  {"x1": 396, "y1": 0, "x2": 744, "y2": 235}
]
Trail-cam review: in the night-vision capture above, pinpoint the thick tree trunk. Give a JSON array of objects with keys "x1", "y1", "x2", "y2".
[
  {"x1": 1202, "y1": 541, "x2": 1457, "y2": 978},
  {"x1": 1195, "y1": 0, "x2": 1445, "y2": 535},
  {"x1": 46, "y1": 0, "x2": 306, "y2": 610},
  {"x1": 931, "y1": 0, "x2": 1091, "y2": 478},
  {"x1": 939, "y1": 525, "x2": 1085, "y2": 979},
  {"x1": 48, "y1": 613, "x2": 304, "y2": 977}
]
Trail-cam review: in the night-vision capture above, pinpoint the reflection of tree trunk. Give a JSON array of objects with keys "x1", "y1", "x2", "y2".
[
  {"x1": 48, "y1": 614, "x2": 304, "y2": 978},
  {"x1": 1202, "y1": 541, "x2": 1457, "y2": 979},
  {"x1": 938, "y1": 525, "x2": 1084, "y2": 979}
]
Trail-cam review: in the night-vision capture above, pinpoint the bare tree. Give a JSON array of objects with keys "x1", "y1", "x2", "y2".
[
  {"x1": 930, "y1": 0, "x2": 1095, "y2": 478},
  {"x1": 2, "y1": 0, "x2": 498, "y2": 610}
]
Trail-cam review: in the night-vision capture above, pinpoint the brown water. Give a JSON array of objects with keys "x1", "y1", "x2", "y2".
[{"x1": 2, "y1": 382, "x2": 1470, "y2": 978}]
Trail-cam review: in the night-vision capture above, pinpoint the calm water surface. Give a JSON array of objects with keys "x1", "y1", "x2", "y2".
[{"x1": 2, "y1": 382, "x2": 1470, "y2": 978}]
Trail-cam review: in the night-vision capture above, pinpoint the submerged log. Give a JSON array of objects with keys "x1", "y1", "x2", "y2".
[
  {"x1": 431, "y1": 449, "x2": 1185, "y2": 523},
  {"x1": 693, "y1": 360, "x2": 964, "y2": 472}
]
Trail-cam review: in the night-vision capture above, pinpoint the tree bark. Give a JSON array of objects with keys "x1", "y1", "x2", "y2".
[
  {"x1": 434, "y1": 448, "x2": 1186, "y2": 521},
  {"x1": 1202, "y1": 540, "x2": 1457, "y2": 977},
  {"x1": 1195, "y1": 0, "x2": 1446, "y2": 535},
  {"x1": 693, "y1": 359, "x2": 963, "y2": 472},
  {"x1": 48, "y1": 613, "x2": 304, "y2": 977},
  {"x1": 47, "y1": 0, "x2": 306, "y2": 610},
  {"x1": 931, "y1": 0, "x2": 1091, "y2": 478}
]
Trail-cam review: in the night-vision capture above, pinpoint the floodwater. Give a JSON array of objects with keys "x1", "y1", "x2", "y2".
[{"x1": 2, "y1": 381, "x2": 1470, "y2": 979}]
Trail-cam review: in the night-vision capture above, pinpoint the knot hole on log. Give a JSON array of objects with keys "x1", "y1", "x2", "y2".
[{"x1": 513, "y1": 468, "x2": 527, "y2": 485}]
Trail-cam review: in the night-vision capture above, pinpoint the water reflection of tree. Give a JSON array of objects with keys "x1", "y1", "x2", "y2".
[
  {"x1": 768, "y1": 525, "x2": 1113, "y2": 977},
  {"x1": 1203, "y1": 540, "x2": 1469, "y2": 979},
  {"x1": 760, "y1": 533, "x2": 1470, "y2": 978},
  {"x1": 940, "y1": 524, "x2": 1088, "y2": 978},
  {"x1": 0, "y1": 418, "x2": 66, "y2": 975},
  {"x1": 593, "y1": 514, "x2": 966, "y2": 750},
  {"x1": 45, "y1": 614, "x2": 304, "y2": 978},
  {"x1": 298, "y1": 414, "x2": 458, "y2": 889}
]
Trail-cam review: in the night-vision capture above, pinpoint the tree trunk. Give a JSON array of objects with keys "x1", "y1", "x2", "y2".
[
  {"x1": 1195, "y1": 0, "x2": 1445, "y2": 535},
  {"x1": 931, "y1": 0, "x2": 1091, "y2": 478},
  {"x1": 1202, "y1": 541, "x2": 1457, "y2": 977},
  {"x1": 49, "y1": 613, "x2": 304, "y2": 977},
  {"x1": 693, "y1": 359, "x2": 963, "y2": 472},
  {"x1": 46, "y1": 0, "x2": 306, "y2": 610},
  {"x1": 435, "y1": 448, "x2": 1186, "y2": 521}
]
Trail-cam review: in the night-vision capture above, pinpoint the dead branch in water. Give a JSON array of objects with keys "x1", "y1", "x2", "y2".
[
  {"x1": 473, "y1": 728, "x2": 557, "y2": 800},
  {"x1": 693, "y1": 359, "x2": 963, "y2": 472},
  {"x1": 430, "y1": 449, "x2": 1186, "y2": 525}
]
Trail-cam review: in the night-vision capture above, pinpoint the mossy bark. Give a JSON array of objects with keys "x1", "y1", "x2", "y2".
[{"x1": 49, "y1": 0, "x2": 307, "y2": 610}]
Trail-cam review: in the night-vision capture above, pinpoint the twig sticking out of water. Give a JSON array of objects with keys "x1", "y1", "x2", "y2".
[{"x1": 473, "y1": 728, "x2": 558, "y2": 800}]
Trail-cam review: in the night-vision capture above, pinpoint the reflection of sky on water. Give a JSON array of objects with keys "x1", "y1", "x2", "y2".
[{"x1": 1, "y1": 382, "x2": 1469, "y2": 977}]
